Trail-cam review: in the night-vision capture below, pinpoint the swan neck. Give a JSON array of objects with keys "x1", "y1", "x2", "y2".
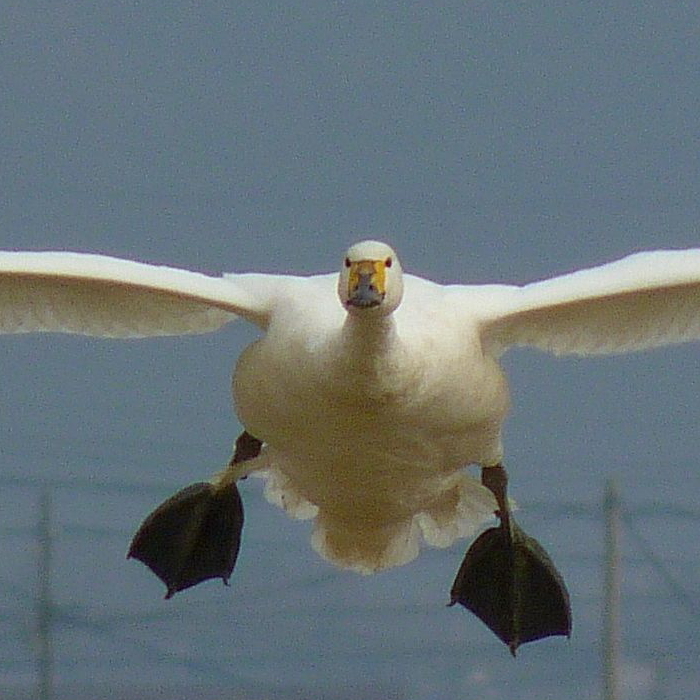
[{"x1": 342, "y1": 313, "x2": 397, "y2": 355}]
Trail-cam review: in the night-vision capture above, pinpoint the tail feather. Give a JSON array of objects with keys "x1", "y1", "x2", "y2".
[
  {"x1": 311, "y1": 513, "x2": 421, "y2": 574},
  {"x1": 258, "y1": 463, "x2": 498, "y2": 573}
]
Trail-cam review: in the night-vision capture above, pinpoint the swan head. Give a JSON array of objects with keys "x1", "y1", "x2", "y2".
[{"x1": 338, "y1": 240, "x2": 404, "y2": 316}]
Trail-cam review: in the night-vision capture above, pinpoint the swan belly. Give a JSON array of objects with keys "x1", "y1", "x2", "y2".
[{"x1": 231, "y1": 324, "x2": 510, "y2": 572}]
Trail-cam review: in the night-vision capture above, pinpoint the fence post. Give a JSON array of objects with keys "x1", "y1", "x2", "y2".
[
  {"x1": 603, "y1": 479, "x2": 621, "y2": 700},
  {"x1": 37, "y1": 487, "x2": 53, "y2": 700}
]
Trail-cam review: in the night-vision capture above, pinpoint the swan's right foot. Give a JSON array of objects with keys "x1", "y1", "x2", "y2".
[{"x1": 127, "y1": 431, "x2": 262, "y2": 598}]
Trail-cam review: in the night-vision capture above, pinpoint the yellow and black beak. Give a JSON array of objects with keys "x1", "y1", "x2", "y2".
[{"x1": 346, "y1": 259, "x2": 388, "y2": 308}]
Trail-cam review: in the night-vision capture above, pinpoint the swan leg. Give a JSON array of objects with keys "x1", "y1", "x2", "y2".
[
  {"x1": 127, "y1": 431, "x2": 262, "y2": 598},
  {"x1": 449, "y1": 464, "x2": 572, "y2": 655}
]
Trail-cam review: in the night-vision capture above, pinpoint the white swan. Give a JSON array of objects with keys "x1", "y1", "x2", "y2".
[{"x1": 2, "y1": 240, "x2": 700, "y2": 653}]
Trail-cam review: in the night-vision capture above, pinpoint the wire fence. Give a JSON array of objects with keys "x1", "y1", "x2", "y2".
[{"x1": 1, "y1": 472, "x2": 699, "y2": 700}]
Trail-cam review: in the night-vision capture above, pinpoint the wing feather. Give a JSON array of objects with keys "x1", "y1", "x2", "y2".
[
  {"x1": 474, "y1": 249, "x2": 700, "y2": 357},
  {"x1": 0, "y1": 251, "x2": 270, "y2": 338}
]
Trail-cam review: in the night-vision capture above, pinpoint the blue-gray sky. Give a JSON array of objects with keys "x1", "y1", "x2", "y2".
[{"x1": 1, "y1": 2, "x2": 699, "y2": 699}]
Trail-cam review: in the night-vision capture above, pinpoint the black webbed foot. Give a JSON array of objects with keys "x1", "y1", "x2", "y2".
[
  {"x1": 449, "y1": 464, "x2": 572, "y2": 655},
  {"x1": 128, "y1": 480, "x2": 244, "y2": 598},
  {"x1": 127, "y1": 431, "x2": 262, "y2": 598},
  {"x1": 449, "y1": 520, "x2": 572, "y2": 655}
]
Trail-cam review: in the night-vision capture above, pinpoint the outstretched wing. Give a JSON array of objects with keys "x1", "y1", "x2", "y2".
[
  {"x1": 470, "y1": 249, "x2": 700, "y2": 357},
  {"x1": 0, "y1": 251, "x2": 273, "y2": 338}
]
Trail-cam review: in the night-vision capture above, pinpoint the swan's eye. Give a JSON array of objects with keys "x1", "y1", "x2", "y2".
[
  {"x1": 345, "y1": 257, "x2": 351, "y2": 268},
  {"x1": 385, "y1": 257, "x2": 393, "y2": 268}
]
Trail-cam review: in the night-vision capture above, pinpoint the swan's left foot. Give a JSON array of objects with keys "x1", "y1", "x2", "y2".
[
  {"x1": 449, "y1": 464, "x2": 572, "y2": 656},
  {"x1": 127, "y1": 431, "x2": 261, "y2": 598}
]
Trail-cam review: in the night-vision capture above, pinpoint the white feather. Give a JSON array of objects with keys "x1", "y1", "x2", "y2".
[
  {"x1": 471, "y1": 249, "x2": 700, "y2": 356},
  {"x1": 0, "y1": 251, "x2": 269, "y2": 336}
]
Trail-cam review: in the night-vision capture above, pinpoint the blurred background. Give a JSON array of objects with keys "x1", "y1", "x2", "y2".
[{"x1": 1, "y1": 1, "x2": 699, "y2": 698}]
